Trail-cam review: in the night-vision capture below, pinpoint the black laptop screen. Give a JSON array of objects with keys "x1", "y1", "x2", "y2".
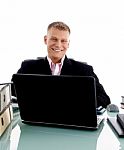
[{"x1": 12, "y1": 74, "x2": 97, "y2": 128}]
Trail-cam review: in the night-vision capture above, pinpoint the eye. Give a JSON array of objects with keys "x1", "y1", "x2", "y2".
[
  {"x1": 61, "y1": 40, "x2": 68, "y2": 43},
  {"x1": 51, "y1": 38, "x2": 57, "y2": 42}
]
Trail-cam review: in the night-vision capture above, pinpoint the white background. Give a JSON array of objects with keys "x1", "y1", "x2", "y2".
[{"x1": 0, "y1": 0, "x2": 124, "y2": 104}]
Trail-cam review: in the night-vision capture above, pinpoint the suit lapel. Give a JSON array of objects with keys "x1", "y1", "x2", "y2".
[
  {"x1": 39, "y1": 57, "x2": 52, "y2": 75},
  {"x1": 44, "y1": 57, "x2": 52, "y2": 74},
  {"x1": 61, "y1": 56, "x2": 73, "y2": 75}
]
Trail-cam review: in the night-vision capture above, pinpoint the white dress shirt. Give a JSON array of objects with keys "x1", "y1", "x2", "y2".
[{"x1": 47, "y1": 56, "x2": 65, "y2": 75}]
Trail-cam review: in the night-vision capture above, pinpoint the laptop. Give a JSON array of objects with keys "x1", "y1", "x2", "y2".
[{"x1": 12, "y1": 73, "x2": 104, "y2": 129}]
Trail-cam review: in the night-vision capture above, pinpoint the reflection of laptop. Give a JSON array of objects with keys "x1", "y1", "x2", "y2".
[{"x1": 12, "y1": 73, "x2": 104, "y2": 129}]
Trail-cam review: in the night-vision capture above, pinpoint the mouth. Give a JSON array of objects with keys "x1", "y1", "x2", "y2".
[{"x1": 51, "y1": 48, "x2": 63, "y2": 52}]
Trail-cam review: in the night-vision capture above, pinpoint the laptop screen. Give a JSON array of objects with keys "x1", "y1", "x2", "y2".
[{"x1": 12, "y1": 74, "x2": 98, "y2": 128}]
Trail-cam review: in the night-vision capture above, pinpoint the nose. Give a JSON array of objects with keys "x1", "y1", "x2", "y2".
[{"x1": 55, "y1": 40, "x2": 62, "y2": 48}]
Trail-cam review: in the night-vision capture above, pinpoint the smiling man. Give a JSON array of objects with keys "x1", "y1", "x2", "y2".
[
  {"x1": 44, "y1": 22, "x2": 70, "y2": 64},
  {"x1": 12, "y1": 21, "x2": 111, "y2": 108}
]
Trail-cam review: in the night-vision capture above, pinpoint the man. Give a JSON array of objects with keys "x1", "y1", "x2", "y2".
[{"x1": 12, "y1": 21, "x2": 111, "y2": 108}]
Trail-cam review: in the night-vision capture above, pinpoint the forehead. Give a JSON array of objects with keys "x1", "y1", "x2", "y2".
[{"x1": 47, "y1": 27, "x2": 70, "y2": 39}]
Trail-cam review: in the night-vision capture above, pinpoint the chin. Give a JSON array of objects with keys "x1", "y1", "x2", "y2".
[{"x1": 52, "y1": 56, "x2": 63, "y2": 62}]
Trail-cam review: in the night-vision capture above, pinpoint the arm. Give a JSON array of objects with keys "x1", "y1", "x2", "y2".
[
  {"x1": 87, "y1": 65, "x2": 111, "y2": 108},
  {"x1": 74, "y1": 61, "x2": 111, "y2": 108}
]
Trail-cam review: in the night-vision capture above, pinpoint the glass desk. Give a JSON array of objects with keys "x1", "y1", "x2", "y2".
[{"x1": 0, "y1": 108, "x2": 124, "y2": 150}]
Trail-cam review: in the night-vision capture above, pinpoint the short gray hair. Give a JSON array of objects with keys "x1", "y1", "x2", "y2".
[{"x1": 47, "y1": 21, "x2": 71, "y2": 34}]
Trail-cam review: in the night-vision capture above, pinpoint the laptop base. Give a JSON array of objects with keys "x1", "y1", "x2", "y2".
[{"x1": 21, "y1": 117, "x2": 104, "y2": 130}]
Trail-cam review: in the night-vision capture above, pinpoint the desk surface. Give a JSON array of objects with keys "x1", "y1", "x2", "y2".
[{"x1": 0, "y1": 107, "x2": 124, "y2": 150}]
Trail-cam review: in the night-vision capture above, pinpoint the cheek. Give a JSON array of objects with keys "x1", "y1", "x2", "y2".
[
  {"x1": 47, "y1": 41, "x2": 55, "y2": 47},
  {"x1": 64, "y1": 43, "x2": 69, "y2": 49}
]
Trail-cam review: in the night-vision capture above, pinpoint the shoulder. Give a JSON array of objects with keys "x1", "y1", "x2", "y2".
[
  {"x1": 68, "y1": 58, "x2": 93, "y2": 69},
  {"x1": 21, "y1": 57, "x2": 45, "y2": 65},
  {"x1": 17, "y1": 57, "x2": 46, "y2": 73}
]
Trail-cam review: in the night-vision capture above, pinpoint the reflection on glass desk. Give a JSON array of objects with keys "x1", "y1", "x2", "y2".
[{"x1": 0, "y1": 108, "x2": 124, "y2": 150}]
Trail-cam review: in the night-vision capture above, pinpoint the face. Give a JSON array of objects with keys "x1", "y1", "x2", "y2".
[{"x1": 44, "y1": 27, "x2": 70, "y2": 63}]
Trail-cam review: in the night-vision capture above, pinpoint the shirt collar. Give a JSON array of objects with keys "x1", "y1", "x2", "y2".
[{"x1": 47, "y1": 55, "x2": 65, "y2": 68}]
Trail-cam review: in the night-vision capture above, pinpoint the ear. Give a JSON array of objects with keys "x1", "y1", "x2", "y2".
[
  {"x1": 44, "y1": 35, "x2": 47, "y2": 44},
  {"x1": 67, "y1": 40, "x2": 70, "y2": 48}
]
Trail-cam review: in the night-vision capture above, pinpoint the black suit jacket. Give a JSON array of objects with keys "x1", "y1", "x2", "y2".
[{"x1": 12, "y1": 56, "x2": 110, "y2": 108}]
